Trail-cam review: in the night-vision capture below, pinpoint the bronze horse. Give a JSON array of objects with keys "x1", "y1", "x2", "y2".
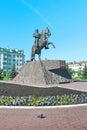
[{"x1": 30, "y1": 28, "x2": 55, "y2": 61}]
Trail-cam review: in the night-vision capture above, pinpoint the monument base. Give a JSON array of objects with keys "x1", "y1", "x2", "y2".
[{"x1": 13, "y1": 60, "x2": 72, "y2": 85}]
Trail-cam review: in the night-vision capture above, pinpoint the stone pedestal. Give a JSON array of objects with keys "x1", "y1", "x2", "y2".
[{"x1": 13, "y1": 60, "x2": 72, "y2": 85}]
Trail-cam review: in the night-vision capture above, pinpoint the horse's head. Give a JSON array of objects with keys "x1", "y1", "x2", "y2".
[
  {"x1": 45, "y1": 27, "x2": 51, "y2": 37},
  {"x1": 40, "y1": 27, "x2": 51, "y2": 42}
]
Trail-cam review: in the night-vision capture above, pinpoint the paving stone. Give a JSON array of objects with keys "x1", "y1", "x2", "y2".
[{"x1": 0, "y1": 106, "x2": 87, "y2": 130}]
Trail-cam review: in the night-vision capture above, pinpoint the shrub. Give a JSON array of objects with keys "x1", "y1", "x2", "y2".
[{"x1": 3, "y1": 76, "x2": 9, "y2": 81}]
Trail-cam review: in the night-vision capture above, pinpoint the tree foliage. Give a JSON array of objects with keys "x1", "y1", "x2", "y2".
[
  {"x1": 0, "y1": 69, "x2": 3, "y2": 80},
  {"x1": 78, "y1": 70, "x2": 82, "y2": 77},
  {"x1": 82, "y1": 64, "x2": 87, "y2": 79},
  {"x1": 10, "y1": 64, "x2": 17, "y2": 79},
  {"x1": 66, "y1": 64, "x2": 75, "y2": 77}
]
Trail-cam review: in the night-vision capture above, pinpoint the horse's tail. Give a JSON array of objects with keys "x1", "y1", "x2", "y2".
[{"x1": 30, "y1": 45, "x2": 36, "y2": 61}]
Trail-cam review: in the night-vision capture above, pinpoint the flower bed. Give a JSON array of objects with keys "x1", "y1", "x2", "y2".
[{"x1": 0, "y1": 93, "x2": 87, "y2": 106}]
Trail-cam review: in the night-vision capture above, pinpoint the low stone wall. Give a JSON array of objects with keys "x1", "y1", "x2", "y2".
[{"x1": 0, "y1": 82, "x2": 87, "y2": 97}]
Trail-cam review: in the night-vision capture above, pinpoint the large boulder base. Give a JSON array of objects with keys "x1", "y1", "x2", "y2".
[{"x1": 13, "y1": 60, "x2": 72, "y2": 85}]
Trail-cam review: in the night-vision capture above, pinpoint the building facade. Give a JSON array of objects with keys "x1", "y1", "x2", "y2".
[
  {"x1": 68, "y1": 61, "x2": 87, "y2": 72},
  {"x1": 67, "y1": 61, "x2": 87, "y2": 77},
  {"x1": 0, "y1": 48, "x2": 25, "y2": 72}
]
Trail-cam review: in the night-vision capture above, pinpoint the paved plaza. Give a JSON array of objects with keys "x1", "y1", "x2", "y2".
[{"x1": 0, "y1": 105, "x2": 87, "y2": 130}]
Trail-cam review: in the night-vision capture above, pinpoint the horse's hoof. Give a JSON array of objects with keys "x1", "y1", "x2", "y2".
[{"x1": 44, "y1": 46, "x2": 49, "y2": 49}]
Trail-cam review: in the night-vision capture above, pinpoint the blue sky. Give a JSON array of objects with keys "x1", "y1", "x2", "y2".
[{"x1": 0, "y1": 0, "x2": 87, "y2": 62}]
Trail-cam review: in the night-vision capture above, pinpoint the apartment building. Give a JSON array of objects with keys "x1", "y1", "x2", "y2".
[{"x1": 0, "y1": 47, "x2": 25, "y2": 72}]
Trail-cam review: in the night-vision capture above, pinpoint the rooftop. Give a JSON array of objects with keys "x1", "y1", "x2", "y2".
[{"x1": 0, "y1": 47, "x2": 24, "y2": 54}]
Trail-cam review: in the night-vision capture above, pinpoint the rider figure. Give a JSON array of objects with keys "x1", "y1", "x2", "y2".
[{"x1": 33, "y1": 29, "x2": 40, "y2": 48}]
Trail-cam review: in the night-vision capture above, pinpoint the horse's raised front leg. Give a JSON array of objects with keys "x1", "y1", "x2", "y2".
[{"x1": 48, "y1": 42, "x2": 55, "y2": 48}]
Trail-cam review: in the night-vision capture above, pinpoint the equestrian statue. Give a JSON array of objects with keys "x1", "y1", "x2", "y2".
[{"x1": 30, "y1": 27, "x2": 55, "y2": 61}]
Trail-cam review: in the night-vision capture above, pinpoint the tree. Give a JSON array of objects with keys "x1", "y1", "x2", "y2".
[
  {"x1": 6, "y1": 70, "x2": 11, "y2": 78},
  {"x1": 0, "y1": 69, "x2": 3, "y2": 80},
  {"x1": 10, "y1": 64, "x2": 17, "y2": 79},
  {"x1": 82, "y1": 64, "x2": 87, "y2": 79},
  {"x1": 77, "y1": 70, "x2": 83, "y2": 77},
  {"x1": 66, "y1": 64, "x2": 75, "y2": 77}
]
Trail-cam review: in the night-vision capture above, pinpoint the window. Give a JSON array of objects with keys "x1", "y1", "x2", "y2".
[
  {"x1": 9, "y1": 59, "x2": 11, "y2": 61},
  {"x1": 4, "y1": 53, "x2": 7, "y2": 56},
  {"x1": 3, "y1": 62, "x2": 7, "y2": 65},
  {"x1": 13, "y1": 55, "x2": 15, "y2": 57},
  {"x1": 4, "y1": 67, "x2": 6, "y2": 69},
  {"x1": 8, "y1": 67, "x2": 10, "y2": 70},
  {"x1": 8, "y1": 54, "x2": 11, "y2": 57},
  {"x1": 13, "y1": 59, "x2": 15, "y2": 61},
  {"x1": 4, "y1": 58, "x2": 7, "y2": 60}
]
